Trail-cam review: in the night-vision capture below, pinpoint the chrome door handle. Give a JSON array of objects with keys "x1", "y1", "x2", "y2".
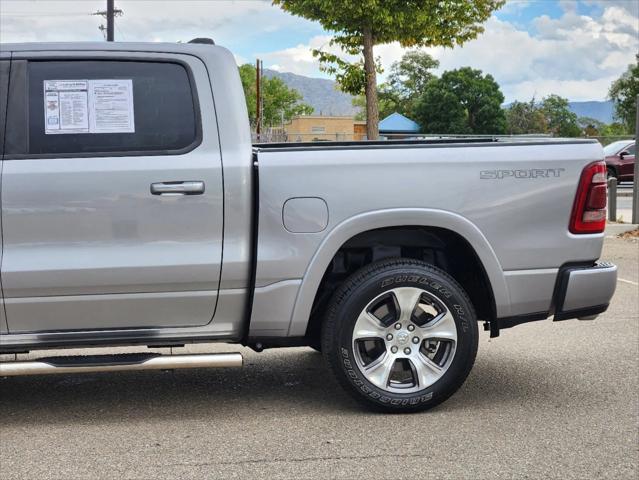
[{"x1": 150, "y1": 181, "x2": 205, "y2": 196}]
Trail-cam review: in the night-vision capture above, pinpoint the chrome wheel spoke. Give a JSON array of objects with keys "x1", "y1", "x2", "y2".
[
  {"x1": 352, "y1": 286, "x2": 458, "y2": 394},
  {"x1": 412, "y1": 353, "x2": 445, "y2": 387},
  {"x1": 393, "y1": 287, "x2": 423, "y2": 323},
  {"x1": 353, "y1": 311, "x2": 386, "y2": 340},
  {"x1": 421, "y1": 311, "x2": 457, "y2": 341},
  {"x1": 364, "y1": 353, "x2": 396, "y2": 389}
]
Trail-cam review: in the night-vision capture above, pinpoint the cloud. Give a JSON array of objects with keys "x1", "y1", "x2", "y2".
[
  {"x1": 1, "y1": 0, "x2": 636, "y2": 103},
  {"x1": 0, "y1": 0, "x2": 305, "y2": 43},
  {"x1": 258, "y1": 35, "x2": 360, "y2": 76},
  {"x1": 257, "y1": 2, "x2": 638, "y2": 102}
]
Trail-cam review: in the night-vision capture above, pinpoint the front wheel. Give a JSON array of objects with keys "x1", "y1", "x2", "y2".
[{"x1": 321, "y1": 258, "x2": 478, "y2": 413}]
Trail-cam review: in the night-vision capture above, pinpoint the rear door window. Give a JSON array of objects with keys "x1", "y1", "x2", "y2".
[{"x1": 12, "y1": 59, "x2": 200, "y2": 157}]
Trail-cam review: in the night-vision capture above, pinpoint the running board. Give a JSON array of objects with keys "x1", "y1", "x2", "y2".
[{"x1": 0, "y1": 352, "x2": 243, "y2": 377}]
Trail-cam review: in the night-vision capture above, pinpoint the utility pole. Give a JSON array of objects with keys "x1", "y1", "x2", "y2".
[
  {"x1": 256, "y1": 59, "x2": 262, "y2": 141},
  {"x1": 632, "y1": 94, "x2": 639, "y2": 224},
  {"x1": 106, "y1": 0, "x2": 114, "y2": 41},
  {"x1": 93, "y1": 0, "x2": 123, "y2": 41}
]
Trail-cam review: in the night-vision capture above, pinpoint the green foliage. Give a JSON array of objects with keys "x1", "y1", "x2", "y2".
[
  {"x1": 387, "y1": 51, "x2": 439, "y2": 98},
  {"x1": 273, "y1": 0, "x2": 506, "y2": 48},
  {"x1": 416, "y1": 80, "x2": 468, "y2": 133},
  {"x1": 352, "y1": 51, "x2": 439, "y2": 121},
  {"x1": 415, "y1": 67, "x2": 506, "y2": 134},
  {"x1": 505, "y1": 99, "x2": 546, "y2": 134},
  {"x1": 238, "y1": 64, "x2": 314, "y2": 128},
  {"x1": 601, "y1": 122, "x2": 630, "y2": 137},
  {"x1": 274, "y1": 0, "x2": 504, "y2": 138},
  {"x1": 313, "y1": 50, "x2": 381, "y2": 96},
  {"x1": 540, "y1": 94, "x2": 581, "y2": 137},
  {"x1": 238, "y1": 64, "x2": 257, "y2": 123},
  {"x1": 383, "y1": 51, "x2": 439, "y2": 119},
  {"x1": 577, "y1": 116, "x2": 604, "y2": 137},
  {"x1": 608, "y1": 54, "x2": 638, "y2": 133}
]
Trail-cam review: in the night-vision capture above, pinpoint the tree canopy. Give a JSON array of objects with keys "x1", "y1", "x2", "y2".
[
  {"x1": 505, "y1": 99, "x2": 546, "y2": 134},
  {"x1": 274, "y1": 0, "x2": 504, "y2": 139},
  {"x1": 415, "y1": 67, "x2": 506, "y2": 134},
  {"x1": 502, "y1": 95, "x2": 582, "y2": 137},
  {"x1": 238, "y1": 64, "x2": 314, "y2": 128},
  {"x1": 609, "y1": 54, "x2": 638, "y2": 133},
  {"x1": 540, "y1": 94, "x2": 581, "y2": 137},
  {"x1": 353, "y1": 51, "x2": 440, "y2": 121}
]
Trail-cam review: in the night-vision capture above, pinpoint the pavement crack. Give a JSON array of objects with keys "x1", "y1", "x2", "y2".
[{"x1": 164, "y1": 452, "x2": 426, "y2": 468}]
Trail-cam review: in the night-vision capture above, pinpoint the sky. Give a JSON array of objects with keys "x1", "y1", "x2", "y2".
[{"x1": 1, "y1": 0, "x2": 637, "y2": 102}]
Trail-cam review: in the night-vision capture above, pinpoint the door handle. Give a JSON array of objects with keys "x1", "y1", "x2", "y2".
[{"x1": 150, "y1": 181, "x2": 205, "y2": 196}]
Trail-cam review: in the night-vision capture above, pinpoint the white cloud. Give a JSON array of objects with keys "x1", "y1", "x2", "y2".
[
  {"x1": 258, "y1": 35, "x2": 358, "y2": 76},
  {"x1": 1, "y1": 0, "x2": 636, "y2": 103},
  {"x1": 257, "y1": 3, "x2": 638, "y2": 102},
  {"x1": 0, "y1": 0, "x2": 306, "y2": 43}
]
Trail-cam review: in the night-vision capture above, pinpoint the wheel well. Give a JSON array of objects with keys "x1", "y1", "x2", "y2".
[{"x1": 305, "y1": 226, "x2": 496, "y2": 342}]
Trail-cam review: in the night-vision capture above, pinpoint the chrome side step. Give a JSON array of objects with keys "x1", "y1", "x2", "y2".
[{"x1": 0, "y1": 352, "x2": 243, "y2": 377}]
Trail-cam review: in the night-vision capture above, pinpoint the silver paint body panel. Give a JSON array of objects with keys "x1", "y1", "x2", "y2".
[
  {"x1": 0, "y1": 42, "x2": 615, "y2": 349},
  {"x1": 563, "y1": 264, "x2": 617, "y2": 312}
]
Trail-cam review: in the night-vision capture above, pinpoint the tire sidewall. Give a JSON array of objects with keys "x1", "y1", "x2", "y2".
[{"x1": 326, "y1": 262, "x2": 478, "y2": 411}]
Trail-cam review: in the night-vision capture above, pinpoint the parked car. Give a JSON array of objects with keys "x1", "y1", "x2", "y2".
[
  {"x1": 0, "y1": 41, "x2": 617, "y2": 412},
  {"x1": 604, "y1": 139, "x2": 635, "y2": 182}
]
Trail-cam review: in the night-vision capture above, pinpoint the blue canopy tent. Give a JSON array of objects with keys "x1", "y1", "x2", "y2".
[{"x1": 379, "y1": 113, "x2": 421, "y2": 138}]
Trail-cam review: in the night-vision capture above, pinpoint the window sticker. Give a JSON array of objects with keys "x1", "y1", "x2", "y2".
[{"x1": 44, "y1": 79, "x2": 135, "y2": 134}]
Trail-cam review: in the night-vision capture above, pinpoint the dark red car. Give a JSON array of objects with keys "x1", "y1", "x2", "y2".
[{"x1": 604, "y1": 139, "x2": 635, "y2": 182}]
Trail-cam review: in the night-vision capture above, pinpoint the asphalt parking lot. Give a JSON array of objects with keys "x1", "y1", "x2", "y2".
[{"x1": 0, "y1": 235, "x2": 637, "y2": 480}]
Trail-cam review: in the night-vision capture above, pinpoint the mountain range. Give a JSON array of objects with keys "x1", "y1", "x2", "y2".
[{"x1": 264, "y1": 68, "x2": 616, "y2": 124}]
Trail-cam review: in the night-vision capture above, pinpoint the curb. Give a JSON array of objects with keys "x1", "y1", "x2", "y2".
[{"x1": 605, "y1": 223, "x2": 638, "y2": 235}]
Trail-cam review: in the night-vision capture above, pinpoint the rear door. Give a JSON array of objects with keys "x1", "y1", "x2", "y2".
[
  {"x1": 0, "y1": 52, "x2": 10, "y2": 334},
  {"x1": 2, "y1": 51, "x2": 224, "y2": 333},
  {"x1": 619, "y1": 142, "x2": 635, "y2": 178}
]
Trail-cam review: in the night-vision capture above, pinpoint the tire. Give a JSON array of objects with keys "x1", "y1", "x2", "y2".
[
  {"x1": 607, "y1": 166, "x2": 617, "y2": 180},
  {"x1": 321, "y1": 258, "x2": 478, "y2": 413}
]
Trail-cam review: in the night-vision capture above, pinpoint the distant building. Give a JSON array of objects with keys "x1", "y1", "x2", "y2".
[
  {"x1": 285, "y1": 115, "x2": 355, "y2": 142},
  {"x1": 283, "y1": 115, "x2": 416, "y2": 142},
  {"x1": 354, "y1": 121, "x2": 367, "y2": 141},
  {"x1": 379, "y1": 113, "x2": 421, "y2": 138}
]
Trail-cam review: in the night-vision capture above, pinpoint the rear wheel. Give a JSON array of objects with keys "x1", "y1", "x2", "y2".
[
  {"x1": 607, "y1": 166, "x2": 617, "y2": 180},
  {"x1": 321, "y1": 258, "x2": 478, "y2": 412}
]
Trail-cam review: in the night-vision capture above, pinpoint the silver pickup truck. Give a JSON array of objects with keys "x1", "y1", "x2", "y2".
[{"x1": 0, "y1": 42, "x2": 617, "y2": 412}]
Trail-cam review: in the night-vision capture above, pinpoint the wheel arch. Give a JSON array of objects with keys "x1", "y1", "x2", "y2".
[{"x1": 286, "y1": 208, "x2": 510, "y2": 337}]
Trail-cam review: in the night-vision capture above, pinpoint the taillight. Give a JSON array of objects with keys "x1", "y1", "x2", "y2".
[{"x1": 569, "y1": 161, "x2": 607, "y2": 234}]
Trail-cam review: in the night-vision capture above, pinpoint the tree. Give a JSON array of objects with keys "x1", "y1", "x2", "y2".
[
  {"x1": 577, "y1": 116, "x2": 604, "y2": 137},
  {"x1": 352, "y1": 51, "x2": 439, "y2": 121},
  {"x1": 273, "y1": 0, "x2": 504, "y2": 140},
  {"x1": 416, "y1": 79, "x2": 468, "y2": 133},
  {"x1": 505, "y1": 98, "x2": 546, "y2": 134},
  {"x1": 609, "y1": 54, "x2": 638, "y2": 133},
  {"x1": 540, "y1": 94, "x2": 581, "y2": 137},
  {"x1": 415, "y1": 67, "x2": 507, "y2": 134},
  {"x1": 238, "y1": 64, "x2": 314, "y2": 128},
  {"x1": 352, "y1": 94, "x2": 399, "y2": 121},
  {"x1": 384, "y1": 51, "x2": 439, "y2": 118},
  {"x1": 601, "y1": 122, "x2": 630, "y2": 137}
]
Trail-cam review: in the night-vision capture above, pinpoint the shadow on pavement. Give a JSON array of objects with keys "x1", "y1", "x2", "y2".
[{"x1": 0, "y1": 348, "x2": 569, "y2": 426}]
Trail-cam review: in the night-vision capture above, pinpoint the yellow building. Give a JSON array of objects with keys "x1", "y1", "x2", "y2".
[{"x1": 285, "y1": 116, "x2": 356, "y2": 142}]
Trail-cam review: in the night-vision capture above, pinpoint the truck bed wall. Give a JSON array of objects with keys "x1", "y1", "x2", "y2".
[{"x1": 250, "y1": 141, "x2": 604, "y2": 337}]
